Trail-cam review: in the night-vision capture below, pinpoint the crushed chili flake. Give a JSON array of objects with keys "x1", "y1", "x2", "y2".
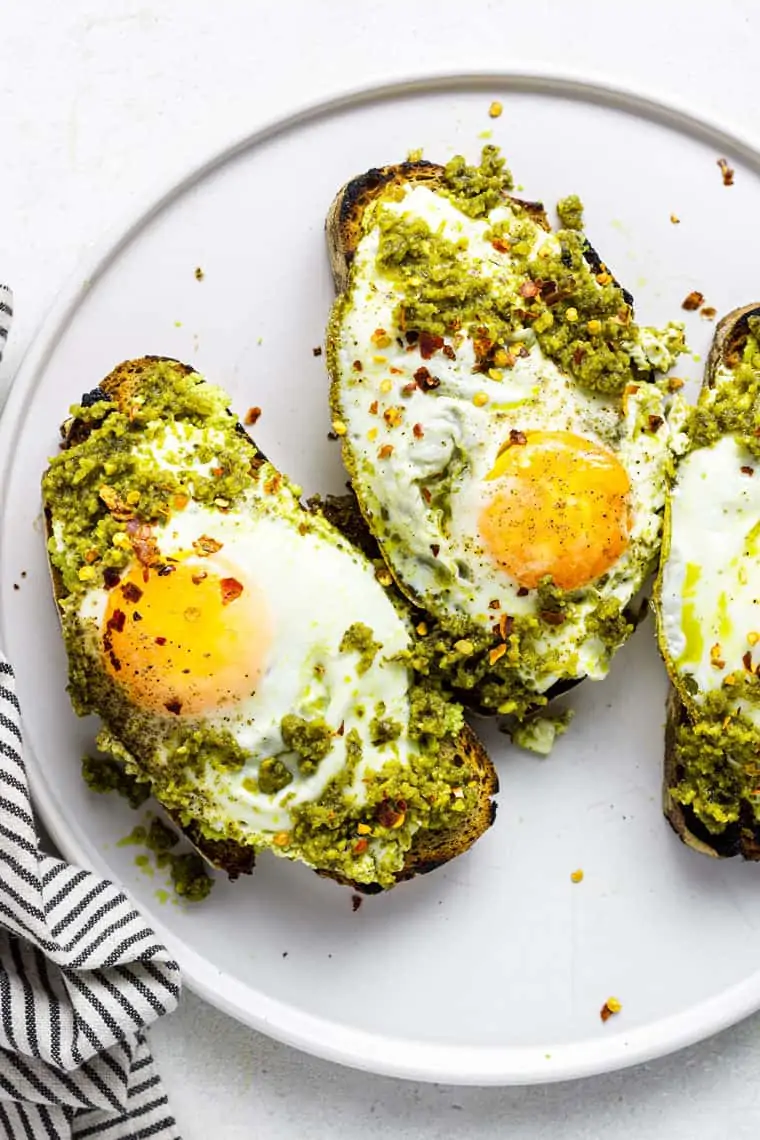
[
  {"x1": 413, "y1": 423, "x2": 424, "y2": 439},
  {"x1": 126, "y1": 521, "x2": 160, "y2": 568},
  {"x1": 421, "y1": 487, "x2": 432, "y2": 503},
  {"x1": 741, "y1": 466, "x2": 755, "y2": 476},
  {"x1": 700, "y1": 306, "x2": 717, "y2": 320},
  {"x1": 99, "y1": 485, "x2": 133, "y2": 521},
  {"x1": 572, "y1": 346, "x2": 586, "y2": 367},
  {"x1": 743, "y1": 651, "x2": 754, "y2": 672},
  {"x1": 220, "y1": 577, "x2": 244, "y2": 605},
  {"x1": 244, "y1": 406, "x2": 262, "y2": 426},
  {"x1": 376, "y1": 798, "x2": 407, "y2": 829},
  {"x1": 509, "y1": 429, "x2": 528, "y2": 446},
  {"x1": 682, "y1": 290, "x2": 705, "y2": 311},
  {"x1": 353, "y1": 838, "x2": 369, "y2": 855},
  {"x1": 414, "y1": 366, "x2": 440, "y2": 391},
  {"x1": 165, "y1": 699, "x2": 183, "y2": 715},
  {"x1": 155, "y1": 636, "x2": 167, "y2": 646},
  {"x1": 405, "y1": 331, "x2": 419, "y2": 344},
  {"x1": 191, "y1": 571, "x2": 208, "y2": 585},
  {"x1": 103, "y1": 567, "x2": 122, "y2": 590},
  {"x1": 499, "y1": 613, "x2": 514, "y2": 640},
  {"x1": 106, "y1": 609, "x2": 126, "y2": 634},
  {"x1": 600, "y1": 997, "x2": 622, "y2": 1022},
  {"x1": 488, "y1": 599, "x2": 501, "y2": 610},
  {"x1": 717, "y1": 157, "x2": 735, "y2": 186},
  {"x1": 352, "y1": 360, "x2": 363, "y2": 372},
  {"x1": 132, "y1": 611, "x2": 143, "y2": 622},
  {"x1": 668, "y1": 377, "x2": 685, "y2": 392},
  {"x1": 369, "y1": 400, "x2": 379, "y2": 414},
  {"x1": 442, "y1": 344, "x2": 456, "y2": 360},
  {"x1": 312, "y1": 346, "x2": 322, "y2": 357},
  {"x1": 540, "y1": 610, "x2": 565, "y2": 626},
  {"x1": 378, "y1": 444, "x2": 394, "y2": 459},
  {"x1": 193, "y1": 534, "x2": 223, "y2": 556},
  {"x1": 351, "y1": 894, "x2": 363, "y2": 912},
  {"x1": 517, "y1": 586, "x2": 530, "y2": 597},
  {"x1": 419, "y1": 331, "x2": 444, "y2": 359},
  {"x1": 402, "y1": 382, "x2": 417, "y2": 396},
  {"x1": 430, "y1": 543, "x2": 440, "y2": 558},
  {"x1": 648, "y1": 415, "x2": 664, "y2": 433},
  {"x1": 120, "y1": 582, "x2": 143, "y2": 604},
  {"x1": 491, "y1": 238, "x2": 510, "y2": 254},
  {"x1": 389, "y1": 366, "x2": 404, "y2": 375}
]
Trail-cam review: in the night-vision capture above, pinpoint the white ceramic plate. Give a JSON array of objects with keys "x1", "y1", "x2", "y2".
[{"x1": 3, "y1": 73, "x2": 760, "y2": 1086}]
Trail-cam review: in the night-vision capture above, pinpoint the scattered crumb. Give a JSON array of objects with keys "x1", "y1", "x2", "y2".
[
  {"x1": 407, "y1": 147, "x2": 423, "y2": 162},
  {"x1": 174, "y1": 320, "x2": 182, "y2": 328},
  {"x1": 600, "y1": 997, "x2": 622, "y2": 1023},
  {"x1": 544, "y1": 1053, "x2": 552, "y2": 1060},
  {"x1": 312, "y1": 346, "x2": 323, "y2": 357},
  {"x1": 488, "y1": 100, "x2": 503, "y2": 119},
  {"x1": 681, "y1": 290, "x2": 705, "y2": 311},
  {"x1": 244, "y1": 406, "x2": 262, "y2": 426},
  {"x1": 282, "y1": 951, "x2": 288, "y2": 958},
  {"x1": 692, "y1": 353, "x2": 702, "y2": 363},
  {"x1": 351, "y1": 893, "x2": 363, "y2": 912},
  {"x1": 257, "y1": 337, "x2": 263, "y2": 346},
  {"x1": 570, "y1": 868, "x2": 584, "y2": 884},
  {"x1": 670, "y1": 213, "x2": 680, "y2": 224},
  {"x1": 12, "y1": 583, "x2": 19, "y2": 591},
  {"x1": 478, "y1": 129, "x2": 493, "y2": 140},
  {"x1": 717, "y1": 157, "x2": 735, "y2": 186},
  {"x1": 700, "y1": 306, "x2": 717, "y2": 320},
  {"x1": 21, "y1": 572, "x2": 26, "y2": 579},
  {"x1": 668, "y1": 376, "x2": 686, "y2": 391},
  {"x1": 194, "y1": 266, "x2": 204, "y2": 281}
]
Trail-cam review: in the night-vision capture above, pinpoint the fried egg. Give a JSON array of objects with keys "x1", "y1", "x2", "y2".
[{"x1": 329, "y1": 171, "x2": 683, "y2": 700}]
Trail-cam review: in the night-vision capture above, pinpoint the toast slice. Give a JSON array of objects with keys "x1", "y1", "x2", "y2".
[
  {"x1": 44, "y1": 356, "x2": 497, "y2": 892},
  {"x1": 657, "y1": 305, "x2": 760, "y2": 860}
]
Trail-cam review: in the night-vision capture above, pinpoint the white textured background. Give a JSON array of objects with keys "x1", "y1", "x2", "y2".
[{"x1": 3, "y1": 2, "x2": 760, "y2": 1136}]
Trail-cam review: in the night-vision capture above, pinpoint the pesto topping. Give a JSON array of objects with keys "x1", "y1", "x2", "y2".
[
  {"x1": 439, "y1": 145, "x2": 514, "y2": 217},
  {"x1": 42, "y1": 360, "x2": 261, "y2": 597},
  {"x1": 556, "y1": 194, "x2": 584, "y2": 231},
  {"x1": 688, "y1": 326, "x2": 760, "y2": 458},
  {"x1": 257, "y1": 757, "x2": 294, "y2": 795},
  {"x1": 82, "y1": 754, "x2": 151, "y2": 808},
  {"x1": 159, "y1": 851, "x2": 214, "y2": 902},
  {"x1": 339, "y1": 622, "x2": 382, "y2": 674},
  {"x1": 511, "y1": 709, "x2": 575, "y2": 756},
  {"x1": 280, "y1": 714, "x2": 334, "y2": 774},
  {"x1": 670, "y1": 689, "x2": 760, "y2": 833}
]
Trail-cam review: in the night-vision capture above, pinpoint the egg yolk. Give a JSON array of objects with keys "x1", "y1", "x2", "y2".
[
  {"x1": 102, "y1": 556, "x2": 271, "y2": 716},
  {"x1": 479, "y1": 430, "x2": 632, "y2": 591}
]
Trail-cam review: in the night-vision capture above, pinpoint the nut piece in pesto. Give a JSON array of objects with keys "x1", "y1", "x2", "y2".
[
  {"x1": 325, "y1": 148, "x2": 687, "y2": 720},
  {"x1": 654, "y1": 303, "x2": 760, "y2": 860},
  {"x1": 43, "y1": 356, "x2": 497, "y2": 893}
]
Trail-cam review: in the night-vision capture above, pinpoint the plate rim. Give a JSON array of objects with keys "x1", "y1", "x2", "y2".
[{"x1": 2, "y1": 66, "x2": 759, "y2": 1086}]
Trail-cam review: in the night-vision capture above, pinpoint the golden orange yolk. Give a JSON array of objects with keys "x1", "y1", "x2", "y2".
[
  {"x1": 478, "y1": 430, "x2": 632, "y2": 591},
  {"x1": 102, "y1": 556, "x2": 271, "y2": 716}
]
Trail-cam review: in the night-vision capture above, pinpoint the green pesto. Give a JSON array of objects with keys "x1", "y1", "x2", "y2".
[
  {"x1": 116, "y1": 825, "x2": 148, "y2": 848},
  {"x1": 512, "y1": 709, "x2": 575, "y2": 756},
  {"x1": 586, "y1": 598, "x2": 634, "y2": 647},
  {"x1": 440, "y1": 145, "x2": 514, "y2": 217},
  {"x1": 161, "y1": 852, "x2": 214, "y2": 902},
  {"x1": 257, "y1": 757, "x2": 294, "y2": 795},
  {"x1": 670, "y1": 689, "x2": 760, "y2": 833},
  {"x1": 339, "y1": 622, "x2": 382, "y2": 674},
  {"x1": 82, "y1": 754, "x2": 150, "y2": 808},
  {"x1": 556, "y1": 194, "x2": 584, "y2": 231},
  {"x1": 280, "y1": 714, "x2": 334, "y2": 775},
  {"x1": 42, "y1": 360, "x2": 261, "y2": 597},
  {"x1": 369, "y1": 705, "x2": 403, "y2": 745},
  {"x1": 372, "y1": 147, "x2": 684, "y2": 395},
  {"x1": 145, "y1": 817, "x2": 179, "y2": 853},
  {"x1": 688, "y1": 327, "x2": 760, "y2": 458}
]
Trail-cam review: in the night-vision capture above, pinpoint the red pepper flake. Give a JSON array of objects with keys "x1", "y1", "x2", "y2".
[
  {"x1": 155, "y1": 636, "x2": 167, "y2": 646},
  {"x1": 519, "y1": 280, "x2": 540, "y2": 299},
  {"x1": 419, "y1": 331, "x2": 444, "y2": 359},
  {"x1": 376, "y1": 798, "x2": 407, "y2": 829},
  {"x1": 499, "y1": 613, "x2": 514, "y2": 640},
  {"x1": 473, "y1": 336, "x2": 493, "y2": 361},
  {"x1": 402, "y1": 382, "x2": 417, "y2": 396},
  {"x1": 211, "y1": 466, "x2": 225, "y2": 478},
  {"x1": 421, "y1": 487, "x2": 432, "y2": 504},
  {"x1": 573, "y1": 347, "x2": 586, "y2": 366},
  {"x1": 103, "y1": 567, "x2": 122, "y2": 590},
  {"x1": 413, "y1": 423, "x2": 424, "y2": 439},
  {"x1": 741, "y1": 466, "x2": 755, "y2": 477},
  {"x1": 191, "y1": 571, "x2": 208, "y2": 585},
  {"x1": 244, "y1": 407, "x2": 262, "y2": 426},
  {"x1": 540, "y1": 610, "x2": 565, "y2": 626},
  {"x1": 193, "y1": 534, "x2": 223, "y2": 556},
  {"x1": 369, "y1": 400, "x2": 379, "y2": 415},
  {"x1": 132, "y1": 611, "x2": 143, "y2": 622},
  {"x1": 682, "y1": 290, "x2": 705, "y2": 311},
  {"x1": 107, "y1": 609, "x2": 126, "y2": 634},
  {"x1": 442, "y1": 344, "x2": 456, "y2": 360},
  {"x1": 165, "y1": 699, "x2": 183, "y2": 716},
  {"x1": 336, "y1": 721, "x2": 345, "y2": 737},
  {"x1": 717, "y1": 157, "x2": 735, "y2": 186},
  {"x1": 352, "y1": 360, "x2": 363, "y2": 372},
  {"x1": 744, "y1": 651, "x2": 754, "y2": 672},
  {"x1": 648, "y1": 415, "x2": 664, "y2": 433},
  {"x1": 126, "y1": 520, "x2": 160, "y2": 568},
  {"x1": 430, "y1": 543, "x2": 440, "y2": 558},
  {"x1": 389, "y1": 366, "x2": 404, "y2": 375},
  {"x1": 700, "y1": 306, "x2": 717, "y2": 320},
  {"x1": 600, "y1": 999, "x2": 621, "y2": 1023},
  {"x1": 351, "y1": 894, "x2": 363, "y2": 912},
  {"x1": 120, "y1": 581, "x2": 143, "y2": 603},
  {"x1": 517, "y1": 586, "x2": 530, "y2": 597},
  {"x1": 509, "y1": 429, "x2": 528, "y2": 446},
  {"x1": 488, "y1": 599, "x2": 501, "y2": 610},
  {"x1": 405, "y1": 331, "x2": 419, "y2": 345},
  {"x1": 353, "y1": 838, "x2": 369, "y2": 855},
  {"x1": 414, "y1": 366, "x2": 440, "y2": 391},
  {"x1": 312, "y1": 346, "x2": 323, "y2": 357},
  {"x1": 491, "y1": 238, "x2": 510, "y2": 254},
  {"x1": 220, "y1": 577, "x2": 244, "y2": 605}
]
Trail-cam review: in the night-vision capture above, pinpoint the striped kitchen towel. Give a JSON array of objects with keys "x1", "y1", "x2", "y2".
[{"x1": 0, "y1": 287, "x2": 182, "y2": 1139}]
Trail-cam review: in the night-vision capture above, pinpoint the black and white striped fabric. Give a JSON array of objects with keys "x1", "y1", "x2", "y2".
[{"x1": 0, "y1": 288, "x2": 182, "y2": 1139}]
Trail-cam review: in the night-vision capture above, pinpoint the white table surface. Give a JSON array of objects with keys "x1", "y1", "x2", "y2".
[{"x1": 4, "y1": 1, "x2": 760, "y2": 1135}]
